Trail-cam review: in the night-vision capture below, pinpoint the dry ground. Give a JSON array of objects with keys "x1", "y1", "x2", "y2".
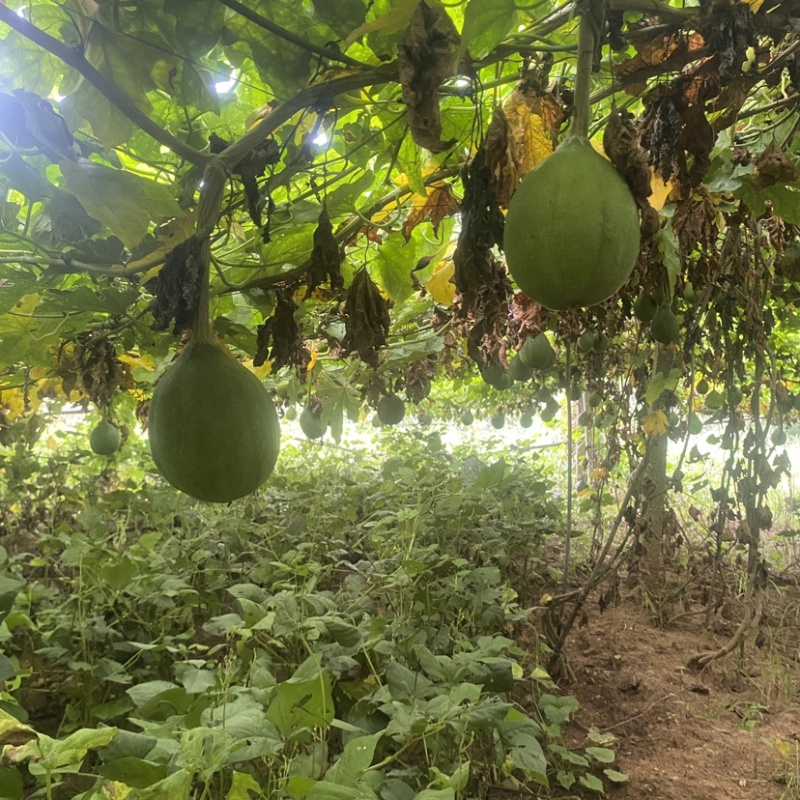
[{"x1": 554, "y1": 589, "x2": 800, "y2": 800}]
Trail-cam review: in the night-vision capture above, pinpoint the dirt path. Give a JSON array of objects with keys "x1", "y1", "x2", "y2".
[{"x1": 562, "y1": 598, "x2": 800, "y2": 799}]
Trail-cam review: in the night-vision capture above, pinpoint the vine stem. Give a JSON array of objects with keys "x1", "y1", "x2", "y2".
[
  {"x1": 563, "y1": 339, "x2": 573, "y2": 594},
  {"x1": 569, "y1": 3, "x2": 601, "y2": 139}
]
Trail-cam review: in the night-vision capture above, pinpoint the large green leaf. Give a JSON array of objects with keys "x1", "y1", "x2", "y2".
[
  {"x1": 372, "y1": 232, "x2": 416, "y2": 304},
  {"x1": 460, "y1": 0, "x2": 517, "y2": 60},
  {"x1": 60, "y1": 160, "x2": 182, "y2": 248}
]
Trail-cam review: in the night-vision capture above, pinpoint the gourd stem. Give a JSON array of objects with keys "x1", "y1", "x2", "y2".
[
  {"x1": 570, "y1": 2, "x2": 600, "y2": 140},
  {"x1": 192, "y1": 238, "x2": 213, "y2": 343},
  {"x1": 563, "y1": 339, "x2": 573, "y2": 594}
]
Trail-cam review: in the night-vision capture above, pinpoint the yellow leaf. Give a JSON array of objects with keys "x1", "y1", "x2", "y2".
[
  {"x1": 649, "y1": 169, "x2": 673, "y2": 211},
  {"x1": 642, "y1": 410, "x2": 669, "y2": 436},
  {"x1": 426, "y1": 260, "x2": 455, "y2": 305},
  {"x1": 503, "y1": 98, "x2": 555, "y2": 175},
  {"x1": 250, "y1": 360, "x2": 272, "y2": 380},
  {"x1": 539, "y1": 593, "x2": 553, "y2": 605},
  {"x1": 775, "y1": 738, "x2": 793, "y2": 760},
  {"x1": 102, "y1": 780, "x2": 132, "y2": 800},
  {"x1": 743, "y1": 0, "x2": 766, "y2": 12},
  {"x1": 306, "y1": 348, "x2": 319, "y2": 375},
  {"x1": 119, "y1": 352, "x2": 155, "y2": 372},
  {"x1": 0, "y1": 708, "x2": 38, "y2": 747}
]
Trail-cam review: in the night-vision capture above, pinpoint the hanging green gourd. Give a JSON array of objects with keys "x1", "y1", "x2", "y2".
[
  {"x1": 148, "y1": 238, "x2": 281, "y2": 503},
  {"x1": 503, "y1": 5, "x2": 640, "y2": 310}
]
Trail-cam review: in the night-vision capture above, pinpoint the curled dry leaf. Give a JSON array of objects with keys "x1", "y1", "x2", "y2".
[
  {"x1": 397, "y1": 1, "x2": 460, "y2": 153},
  {"x1": 308, "y1": 203, "x2": 344, "y2": 296},
  {"x1": 254, "y1": 290, "x2": 310, "y2": 375},
  {"x1": 404, "y1": 357, "x2": 435, "y2": 403},
  {"x1": 485, "y1": 88, "x2": 561, "y2": 206},
  {"x1": 148, "y1": 235, "x2": 206, "y2": 334},
  {"x1": 640, "y1": 81, "x2": 715, "y2": 193},
  {"x1": 402, "y1": 181, "x2": 459, "y2": 241},
  {"x1": 603, "y1": 106, "x2": 652, "y2": 203},
  {"x1": 342, "y1": 268, "x2": 391, "y2": 367},
  {"x1": 63, "y1": 332, "x2": 132, "y2": 411},
  {"x1": 603, "y1": 107, "x2": 659, "y2": 238},
  {"x1": 453, "y1": 148, "x2": 511, "y2": 369},
  {"x1": 752, "y1": 138, "x2": 799, "y2": 191},
  {"x1": 699, "y1": 1, "x2": 756, "y2": 82}
]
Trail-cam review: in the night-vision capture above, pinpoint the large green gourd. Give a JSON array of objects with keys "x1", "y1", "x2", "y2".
[
  {"x1": 148, "y1": 338, "x2": 281, "y2": 503},
  {"x1": 503, "y1": 136, "x2": 640, "y2": 310}
]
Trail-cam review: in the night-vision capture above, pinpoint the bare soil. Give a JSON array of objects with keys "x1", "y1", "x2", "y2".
[{"x1": 558, "y1": 590, "x2": 800, "y2": 800}]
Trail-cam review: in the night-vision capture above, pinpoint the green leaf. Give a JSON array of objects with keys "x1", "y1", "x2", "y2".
[
  {"x1": 266, "y1": 657, "x2": 334, "y2": 737},
  {"x1": 412, "y1": 790, "x2": 455, "y2": 800},
  {"x1": 60, "y1": 160, "x2": 182, "y2": 249},
  {"x1": 38, "y1": 727, "x2": 118, "y2": 770},
  {"x1": 324, "y1": 732, "x2": 382, "y2": 786},
  {"x1": 174, "y1": 662, "x2": 218, "y2": 694},
  {"x1": 578, "y1": 773, "x2": 605, "y2": 792},
  {"x1": 585, "y1": 746, "x2": 616, "y2": 764},
  {"x1": 385, "y1": 661, "x2": 433, "y2": 701},
  {"x1": 372, "y1": 232, "x2": 416, "y2": 304},
  {"x1": 98, "y1": 757, "x2": 167, "y2": 789},
  {"x1": 312, "y1": 0, "x2": 368, "y2": 38},
  {"x1": 603, "y1": 768, "x2": 630, "y2": 783},
  {"x1": 127, "y1": 768, "x2": 192, "y2": 800},
  {"x1": 0, "y1": 576, "x2": 25, "y2": 627},
  {"x1": 460, "y1": 0, "x2": 517, "y2": 60},
  {"x1": 227, "y1": 771, "x2": 263, "y2": 800},
  {"x1": 98, "y1": 557, "x2": 138, "y2": 592},
  {"x1": 0, "y1": 765, "x2": 23, "y2": 800}
]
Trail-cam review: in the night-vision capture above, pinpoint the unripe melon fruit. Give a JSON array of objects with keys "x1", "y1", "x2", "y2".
[
  {"x1": 508, "y1": 355, "x2": 534, "y2": 382},
  {"x1": 300, "y1": 407, "x2": 326, "y2": 439},
  {"x1": 504, "y1": 137, "x2": 640, "y2": 310},
  {"x1": 90, "y1": 419, "x2": 121, "y2": 456},
  {"x1": 650, "y1": 305, "x2": 680, "y2": 344},
  {"x1": 377, "y1": 393, "x2": 405, "y2": 425},
  {"x1": 519, "y1": 333, "x2": 556, "y2": 370},
  {"x1": 148, "y1": 339, "x2": 280, "y2": 502}
]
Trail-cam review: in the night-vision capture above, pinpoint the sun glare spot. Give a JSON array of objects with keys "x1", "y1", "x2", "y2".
[{"x1": 214, "y1": 71, "x2": 238, "y2": 94}]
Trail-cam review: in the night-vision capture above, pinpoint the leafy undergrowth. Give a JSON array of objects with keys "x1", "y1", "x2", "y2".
[{"x1": 0, "y1": 429, "x2": 628, "y2": 800}]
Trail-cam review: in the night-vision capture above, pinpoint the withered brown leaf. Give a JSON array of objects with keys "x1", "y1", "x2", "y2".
[
  {"x1": 397, "y1": 1, "x2": 460, "y2": 153},
  {"x1": 149, "y1": 235, "x2": 206, "y2": 334},
  {"x1": 402, "y1": 181, "x2": 459, "y2": 241},
  {"x1": 603, "y1": 106, "x2": 652, "y2": 203},
  {"x1": 752, "y1": 138, "x2": 799, "y2": 191},
  {"x1": 308, "y1": 203, "x2": 344, "y2": 296},
  {"x1": 254, "y1": 290, "x2": 310, "y2": 375},
  {"x1": 343, "y1": 268, "x2": 391, "y2": 366},
  {"x1": 453, "y1": 148, "x2": 511, "y2": 369}
]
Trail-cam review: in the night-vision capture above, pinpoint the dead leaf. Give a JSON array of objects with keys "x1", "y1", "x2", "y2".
[
  {"x1": 402, "y1": 181, "x2": 459, "y2": 241},
  {"x1": 397, "y1": 1, "x2": 460, "y2": 153},
  {"x1": 603, "y1": 106, "x2": 652, "y2": 203},
  {"x1": 254, "y1": 290, "x2": 310, "y2": 375},
  {"x1": 453, "y1": 148, "x2": 511, "y2": 369},
  {"x1": 342, "y1": 268, "x2": 391, "y2": 366},
  {"x1": 149, "y1": 235, "x2": 207, "y2": 334},
  {"x1": 699, "y1": 1, "x2": 756, "y2": 82},
  {"x1": 308, "y1": 203, "x2": 343, "y2": 295},
  {"x1": 752, "y1": 138, "x2": 799, "y2": 191}
]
